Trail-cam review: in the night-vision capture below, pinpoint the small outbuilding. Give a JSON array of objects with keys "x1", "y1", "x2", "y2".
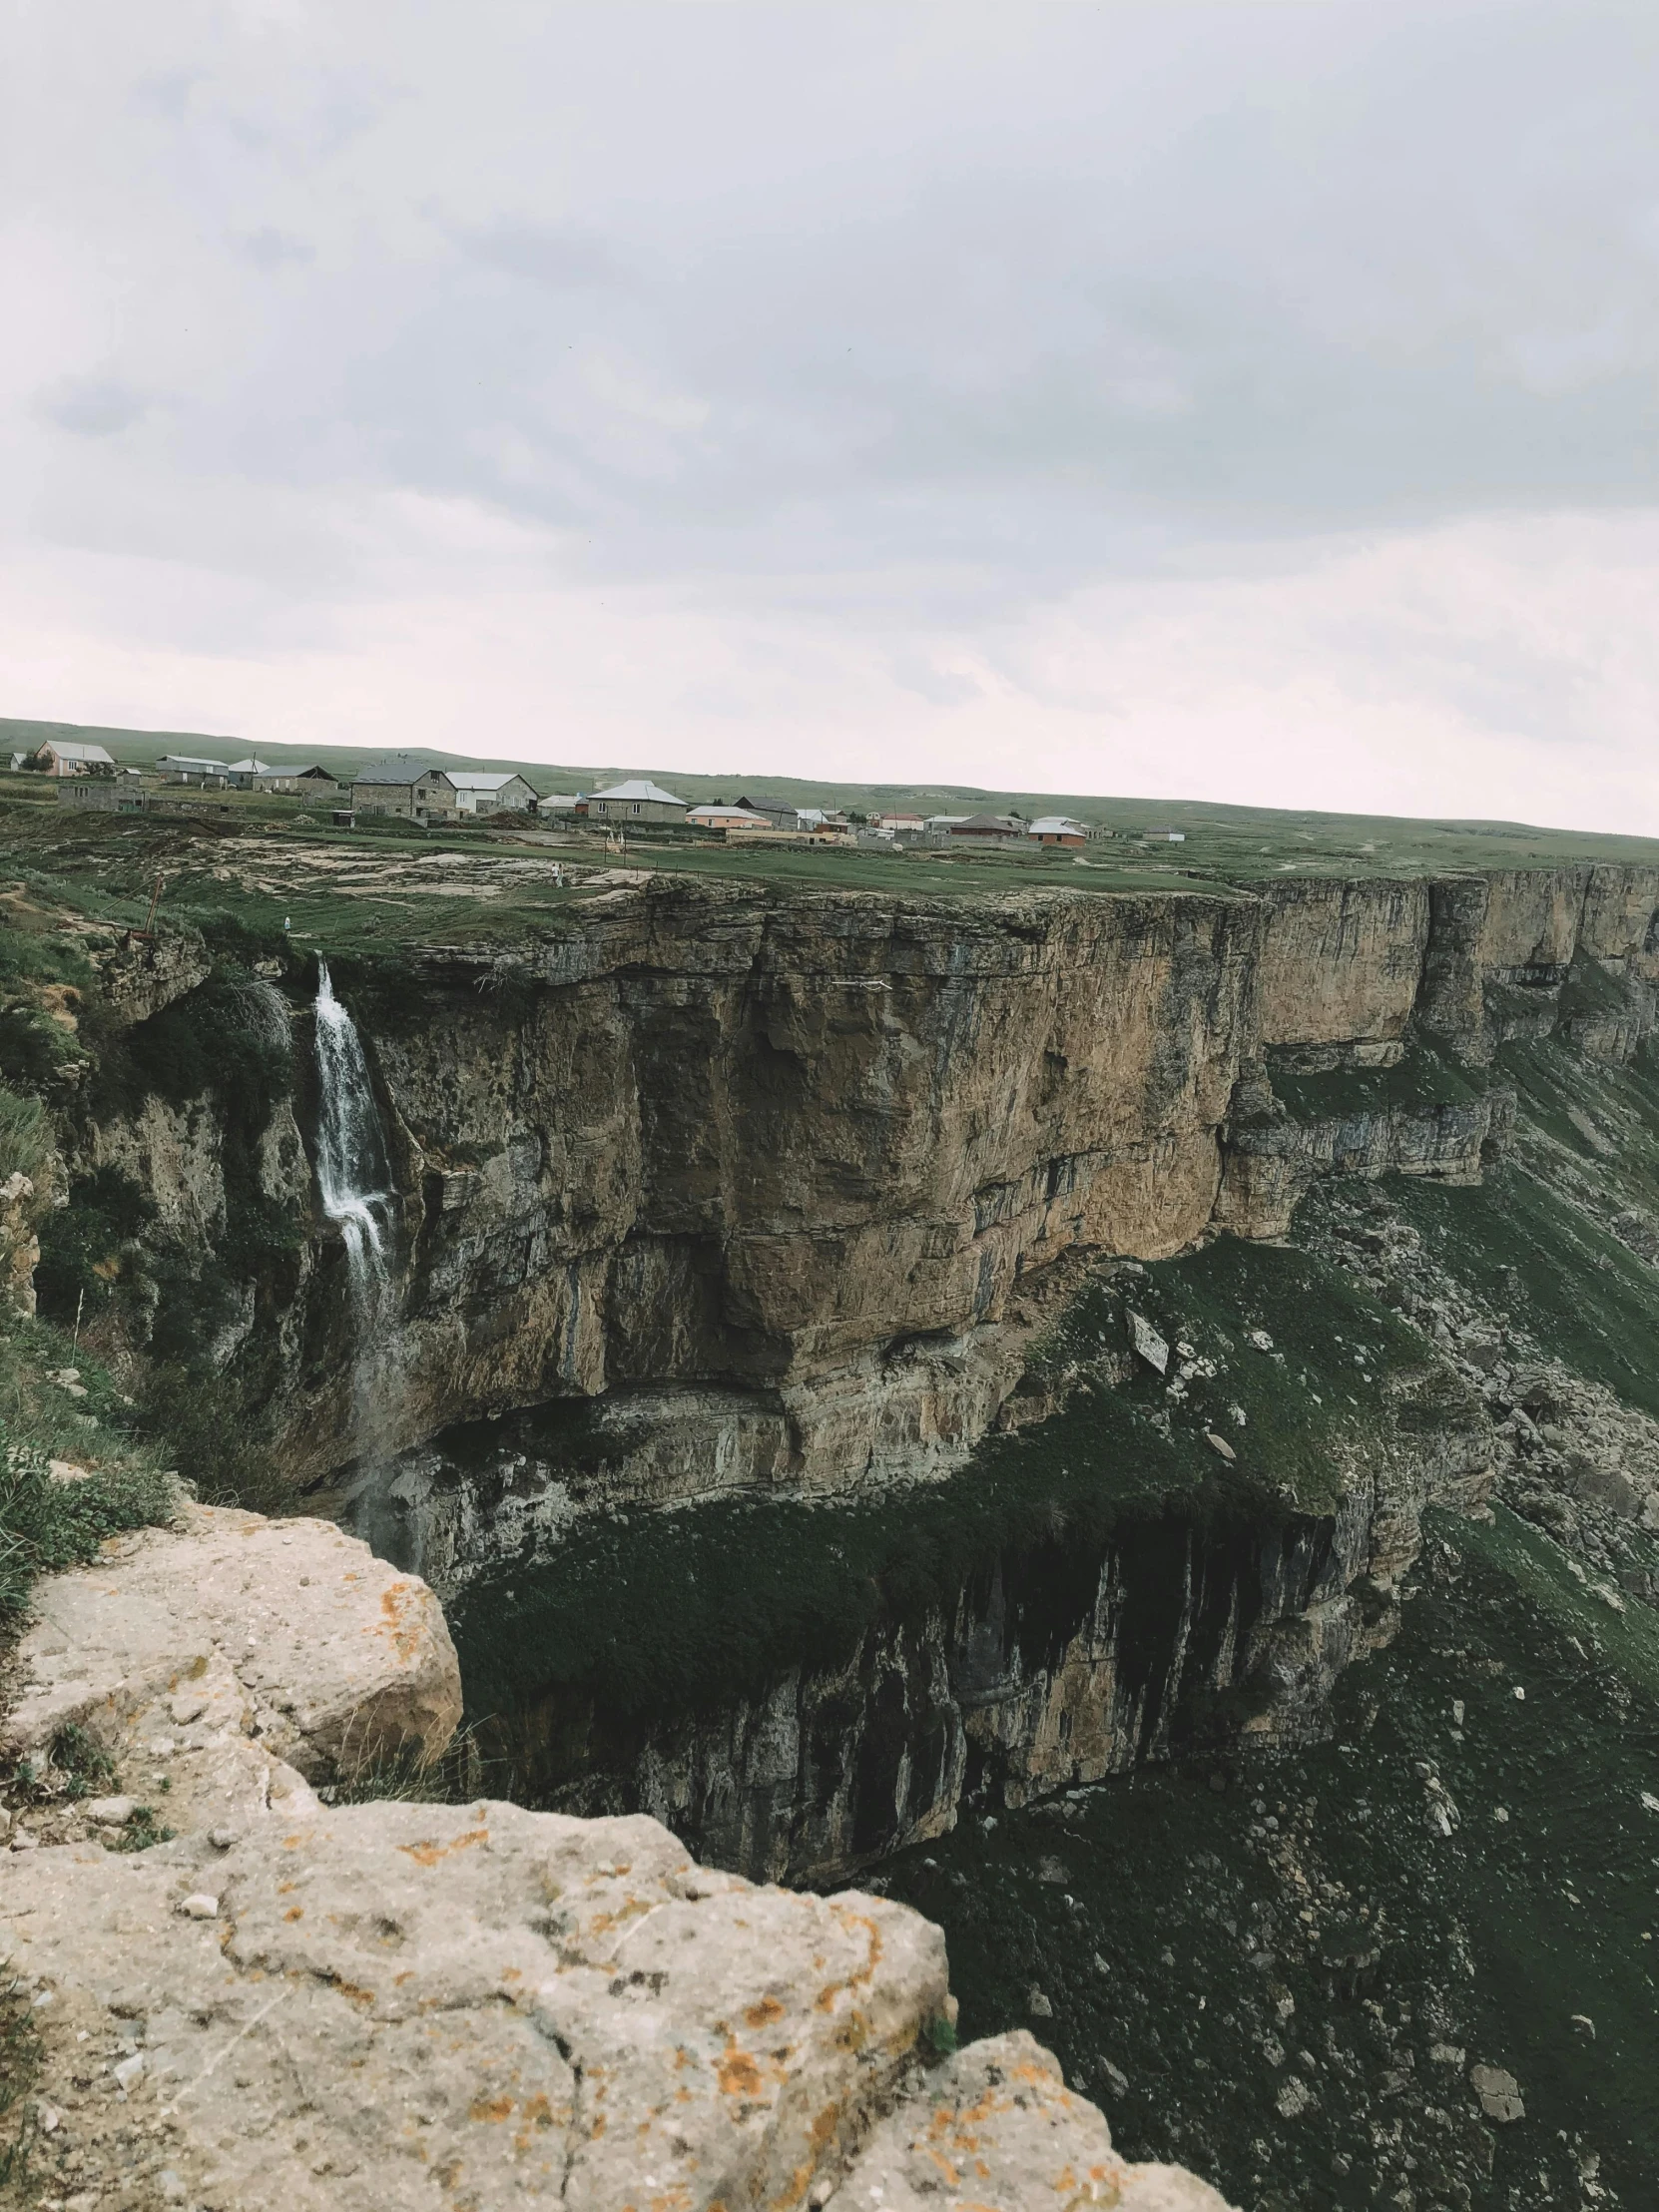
[
  {"x1": 688, "y1": 802, "x2": 772, "y2": 832},
  {"x1": 948, "y1": 813, "x2": 1021, "y2": 842},
  {"x1": 225, "y1": 758, "x2": 301, "y2": 793},
  {"x1": 734, "y1": 795, "x2": 803, "y2": 830},
  {"x1": 56, "y1": 779, "x2": 146, "y2": 813},
  {"x1": 155, "y1": 754, "x2": 231, "y2": 786}
]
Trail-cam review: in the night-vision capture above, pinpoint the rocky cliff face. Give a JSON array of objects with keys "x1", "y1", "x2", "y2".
[{"x1": 59, "y1": 862, "x2": 1659, "y2": 1500}]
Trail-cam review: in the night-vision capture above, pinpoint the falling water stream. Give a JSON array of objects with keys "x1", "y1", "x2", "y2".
[{"x1": 312, "y1": 958, "x2": 395, "y2": 1333}]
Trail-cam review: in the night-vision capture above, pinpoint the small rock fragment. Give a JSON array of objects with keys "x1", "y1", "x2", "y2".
[
  {"x1": 1205, "y1": 1430, "x2": 1237, "y2": 1462},
  {"x1": 1027, "y1": 1985, "x2": 1054, "y2": 2018},
  {"x1": 85, "y1": 1797, "x2": 137, "y2": 1828},
  {"x1": 1470, "y1": 2063, "x2": 1524, "y2": 2122},
  {"x1": 178, "y1": 1893, "x2": 221, "y2": 1921},
  {"x1": 208, "y1": 1827, "x2": 241, "y2": 1851},
  {"x1": 1128, "y1": 1311, "x2": 1169, "y2": 1376},
  {"x1": 112, "y1": 2052, "x2": 146, "y2": 2092}
]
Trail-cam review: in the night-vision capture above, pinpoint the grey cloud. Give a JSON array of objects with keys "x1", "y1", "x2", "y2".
[
  {"x1": 466, "y1": 221, "x2": 626, "y2": 290},
  {"x1": 239, "y1": 229, "x2": 315, "y2": 271},
  {"x1": 16, "y1": 3, "x2": 1659, "y2": 623},
  {"x1": 38, "y1": 378, "x2": 151, "y2": 438},
  {"x1": 890, "y1": 655, "x2": 983, "y2": 708}
]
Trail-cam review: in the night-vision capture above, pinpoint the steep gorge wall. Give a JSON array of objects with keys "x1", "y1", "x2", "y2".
[{"x1": 64, "y1": 861, "x2": 1659, "y2": 1488}]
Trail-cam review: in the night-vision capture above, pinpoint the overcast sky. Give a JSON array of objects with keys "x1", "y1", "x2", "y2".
[{"x1": 8, "y1": 2, "x2": 1659, "y2": 827}]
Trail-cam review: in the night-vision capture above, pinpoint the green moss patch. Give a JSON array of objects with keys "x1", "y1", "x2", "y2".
[
  {"x1": 1391, "y1": 1167, "x2": 1659, "y2": 1418},
  {"x1": 1267, "y1": 1040, "x2": 1487, "y2": 1124}
]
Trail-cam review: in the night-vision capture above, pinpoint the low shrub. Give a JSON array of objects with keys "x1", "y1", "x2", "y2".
[{"x1": 0, "y1": 1429, "x2": 175, "y2": 1627}]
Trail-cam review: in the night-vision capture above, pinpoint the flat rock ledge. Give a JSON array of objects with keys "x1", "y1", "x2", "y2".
[{"x1": 1, "y1": 1509, "x2": 1235, "y2": 2211}]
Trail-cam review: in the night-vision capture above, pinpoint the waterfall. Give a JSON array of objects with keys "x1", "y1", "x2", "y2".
[{"x1": 312, "y1": 958, "x2": 394, "y2": 1329}]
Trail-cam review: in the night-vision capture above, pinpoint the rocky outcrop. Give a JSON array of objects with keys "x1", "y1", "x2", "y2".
[
  {"x1": 0, "y1": 1513, "x2": 1233, "y2": 2212},
  {"x1": 1, "y1": 1505, "x2": 461, "y2": 1837},
  {"x1": 88, "y1": 927, "x2": 213, "y2": 1027},
  {"x1": 1214, "y1": 1057, "x2": 1513, "y2": 1242},
  {"x1": 1, "y1": 1168, "x2": 43, "y2": 1316},
  {"x1": 840, "y1": 2032, "x2": 1232, "y2": 2210},
  {"x1": 0, "y1": 1803, "x2": 1234, "y2": 2212}
]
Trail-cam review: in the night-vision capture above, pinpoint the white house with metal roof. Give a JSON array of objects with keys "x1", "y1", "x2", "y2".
[
  {"x1": 447, "y1": 772, "x2": 537, "y2": 815},
  {"x1": 34, "y1": 739, "x2": 117, "y2": 777}
]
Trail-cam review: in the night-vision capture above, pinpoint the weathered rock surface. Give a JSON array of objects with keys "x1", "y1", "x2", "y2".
[
  {"x1": 1215, "y1": 1077, "x2": 1510, "y2": 1242},
  {"x1": 0, "y1": 1167, "x2": 43, "y2": 1317},
  {"x1": 1, "y1": 1504, "x2": 460, "y2": 1835},
  {"x1": 0, "y1": 1801, "x2": 1235, "y2": 2212},
  {"x1": 837, "y1": 2031, "x2": 1235, "y2": 2209}
]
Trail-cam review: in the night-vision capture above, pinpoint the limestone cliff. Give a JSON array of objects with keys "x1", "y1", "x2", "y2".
[{"x1": 56, "y1": 860, "x2": 1659, "y2": 1498}]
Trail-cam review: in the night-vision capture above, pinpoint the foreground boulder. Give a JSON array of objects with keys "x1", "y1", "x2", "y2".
[
  {"x1": 1, "y1": 1503, "x2": 461, "y2": 1835},
  {"x1": 1, "y1": 1799, "x2": 1235, "y2": 2210}
]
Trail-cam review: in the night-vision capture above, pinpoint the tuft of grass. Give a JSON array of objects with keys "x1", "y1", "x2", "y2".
[
  {"x1": 0, "y1": 1976, "x2": 43, "y2": 2192},
  {"x1": 320, "y1": 1723, "x2": 492, "y2": 1810},
  {"x1": 0, "y1": 1084, "x2": 51, "y2": 1188},
  {"x1": 0, "y1": 1432, "x2": 176, "y2": 1625},
  {"x1": 107, "y1": 1806, "x2": 175, "y2": 1853},
  {"x1": 0, "y1": 1310, "x2": 177, "y2": 1626}
]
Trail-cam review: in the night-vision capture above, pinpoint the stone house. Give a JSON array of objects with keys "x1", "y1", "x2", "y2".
[
  {"x1": 350, "y1": 755, "x2": 460, "y2": 824},
  {"x1": 586, "y1": 779, "x2": 689, "y2": 826}
]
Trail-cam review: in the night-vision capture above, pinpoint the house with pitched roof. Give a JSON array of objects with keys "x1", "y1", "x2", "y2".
[
  {"x1": 349, "y1": 755, "x2": 460, "y2": 824},
  {"x1": 34, "y1": 739, "x2": 117, "y2": 778},
  {"x1": 586, "y1": 779, "x2": 689, "y2": 825},
  {"x1": 448, "y1": 772, "x2": 538, "y2": 815}
]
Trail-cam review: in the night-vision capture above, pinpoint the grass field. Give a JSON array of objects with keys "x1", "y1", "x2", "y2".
[
  {"x1": 6, "y1": 760, "x2": 1659, "y2": 974},
  {"x1": 7, "y1": 718, "x2": 1659, "y2": 890}
]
